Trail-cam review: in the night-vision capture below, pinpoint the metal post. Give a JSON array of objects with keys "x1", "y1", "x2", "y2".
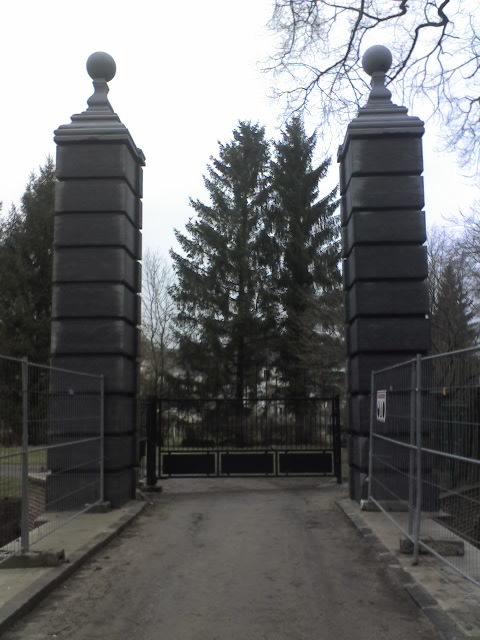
[
  {"x1": 408, "y1": 360, "x2": 416, "y2": 536},
  {"x1": 367, "y1": 370, "x2": 375, "y2": 500},
  {"x1": 157, "y1": 399, "x2": 162, "y2": 479},
  {"x1": 20, "y1": 358, "x2": 30, "y2": 553},
  {"x1": 99, "y1": 376, "x2": 105, "y2": 503},
  {"x1": 333, "y1": 396, "x2": 342, "y2": 484},
  {"x1": 413, "y1": 354, "x2": 423, "y2": 565},
  {"x1": 146, "y1": 396, "x2": 158, "y2": 488},
  {"x1": 216, "y1": 399, "x2": 220, "y2": 478}
]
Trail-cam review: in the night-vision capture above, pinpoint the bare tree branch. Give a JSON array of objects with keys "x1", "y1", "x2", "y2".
[
  {"x1": 266, "y1": 0, "x2": 480, "y2": 167},
  {"x1": 141, "y1": 249, "x2": 178, "y2": 395}
]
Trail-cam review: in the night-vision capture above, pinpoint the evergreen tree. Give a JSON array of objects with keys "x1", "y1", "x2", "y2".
[
  {"x1": 0, "y1": 158, "x2": 55, "y2": 362},
  {"x1": 430, "y1": 258, "x2": 479, "y2": 467},
  {"x1": 431, "y1": 260, "x2": 477, "y2": 355},
  {"x1": 268, "y1": 117, "x2": 342, "y2": 391},
  {"x1": 170, "y1": 123, "x2": 270, "y2": 398}
]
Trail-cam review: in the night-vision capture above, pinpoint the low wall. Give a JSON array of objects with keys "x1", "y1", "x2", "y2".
[
  {"x1": 0, "y1": 474, "x2": 47, "y2": 549},
  {"x1": 0, "y1": 497, "x2": 21, "y2": 547},
  {"x1": 28, "y1": 473, "x2": 47, "y2": 527}
]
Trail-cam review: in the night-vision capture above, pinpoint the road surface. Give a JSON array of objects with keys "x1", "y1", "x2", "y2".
[{"x1": 2, "y1": 479, "x2": 441, "y2": 639}]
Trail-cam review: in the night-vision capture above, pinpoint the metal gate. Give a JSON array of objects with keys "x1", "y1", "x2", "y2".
[{"x1": 142, "y1": 395, "x2": 342, "y2": 482}]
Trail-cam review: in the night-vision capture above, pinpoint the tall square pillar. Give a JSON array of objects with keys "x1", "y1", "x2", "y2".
[
  {"x1": 49, "y1": 53, "x2": 144, "y2": 508},
  {"x1": 338, "y1": 46, "x2": 431, "y2": 500}
]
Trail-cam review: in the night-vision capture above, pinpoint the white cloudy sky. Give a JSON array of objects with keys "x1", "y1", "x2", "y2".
[{"x1": 1, "y1": 0, "x2": 478, "y2": 259}]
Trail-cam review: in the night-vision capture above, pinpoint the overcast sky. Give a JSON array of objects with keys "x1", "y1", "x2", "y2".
[{"x1": 2, "y1": 0, "x2": 478, "y2": 259}]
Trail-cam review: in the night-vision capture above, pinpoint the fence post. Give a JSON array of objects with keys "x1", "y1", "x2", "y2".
[
  {"x1": 20, "y1": 358, "x2": 29, "y2": 553},
  {"x1": 100, "y1": 375, "x2": 105, "y2": 503},
  {"x1": 368, "y1": 370, "x2": 375, "y2": 500},
  {"x1": 413, "y1": 353, "x2": 423, "y2": 564},
  {"x1": 158, "y1": 399, "x2": 163, "y2": 478},
  {"x1": 146, "y1": 396, "x2": 158, "y2": 488},
  {"x1": 333, "y1": 396, "x2": 342, "y2": 484},
  {"x1": 408, "y1": 360, "x2": 416, "y2": 536}
]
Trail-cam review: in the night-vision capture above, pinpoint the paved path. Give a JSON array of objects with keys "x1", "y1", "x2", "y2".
[{"x1": 2, "y1": 479, "x2": 441, "y2": 639}]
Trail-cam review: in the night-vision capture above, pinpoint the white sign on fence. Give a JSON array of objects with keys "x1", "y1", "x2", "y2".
[{"x1": 376, "y1": 390, "x2": 386, "y2": 423}]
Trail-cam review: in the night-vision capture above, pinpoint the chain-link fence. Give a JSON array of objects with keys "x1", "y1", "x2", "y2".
[
  {"x1": 369, "y1": 346, "x2": 480, "y2": 587},
  {"x1": 0, "y1": 355, "x2": 103, "y2": 565}
]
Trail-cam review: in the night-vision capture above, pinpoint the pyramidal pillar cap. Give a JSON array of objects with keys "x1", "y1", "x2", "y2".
[
  {"x1": 54, "y1": 50, "x2": 122, "y2": 134},
  {"x1": 338, "y1": 44, "x2": 424, "y2": 148},
  {"x1": 54, "y1": 52, "x2": 145, "y2": 162}
]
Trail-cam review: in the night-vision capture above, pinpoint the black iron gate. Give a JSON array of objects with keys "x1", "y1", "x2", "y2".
[{"x1": 142, "y1": 395, "x2": 342, "y2": 482}]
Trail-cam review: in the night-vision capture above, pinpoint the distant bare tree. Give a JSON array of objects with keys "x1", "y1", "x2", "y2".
[
  {"x1": 267, "y1": 1, "x2": 480, "y2": 166},
  {"x1": 427, "y1": 226, "x2": 453, "y2": 325},
  {"x1": 427, "y1": 226, "x2": 478, "y2": 353},
  {"x1": 141, "y1": 249, "x2": 177, "y2": 396},
  {"x1": 455, "y1": 208, "x2": 480, "y2": 300}
]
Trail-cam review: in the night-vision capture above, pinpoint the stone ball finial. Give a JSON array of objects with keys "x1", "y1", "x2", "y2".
[
  {"x1": 362, "y1": 45, "x2": 392, "y2": 77},
  {"x1": 86, "y1": 52, "x2": 116, "y2": 83}
]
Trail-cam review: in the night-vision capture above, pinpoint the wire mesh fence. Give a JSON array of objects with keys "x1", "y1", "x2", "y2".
[
  {"x1": 369, "y1": 346, "x2": 480, "y2": 587},
  {"x1": 0, "y1": 355, "x2": 103, "y2": 565}
]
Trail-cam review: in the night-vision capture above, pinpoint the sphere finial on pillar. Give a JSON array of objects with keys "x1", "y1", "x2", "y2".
[
  {"x1": 86, "y1": 52, "x2": 116, "y2": 82},
  {"x1": 86, "y1": 52, "x2": 116, "y2": 112},
  {"x1": 362, "y1": 45, "x2": 392, "y2": 76},
  {"x1": 362, "y1": 45, "x2": 392, "y2": 104}
]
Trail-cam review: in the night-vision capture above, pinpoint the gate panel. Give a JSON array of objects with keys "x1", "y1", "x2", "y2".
[
  {"x1": 220, "y1": 451, "x2": 275, "y2": 476},
  {"x1": 278, "y1": 451, "x2": 333, "y2": 475},
  {"x1": 162, "y1": 452, "x2": 216, "y2": 477},
  {"x1": 153, "y1": 394, "x2": 341, "y2": 480}
]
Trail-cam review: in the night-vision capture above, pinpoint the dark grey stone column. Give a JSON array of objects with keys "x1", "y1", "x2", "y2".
[
  {"x1": 338, "y1": 46, "x2": 431, "y2": 501},
  {"x1": 49, "y1": 53, "x2": 144, "y2": 507}
]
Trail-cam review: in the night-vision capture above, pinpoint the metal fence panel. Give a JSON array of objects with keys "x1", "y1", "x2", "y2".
[
  {"x1": 369, "y1": 358, "x2": 416, "y2": 515},
  {"x1": 418, "y1": 348, "x2": 480, "y2": 585},
  {"x1": 369, "y1": 346, "x2": 480, "y2": 588},
  {"x1": 0, "y1": 356, "x2": 103, "y2": 565},
  {"x1": 0, "y1": 356, "x2": 24, "y2": 559}
]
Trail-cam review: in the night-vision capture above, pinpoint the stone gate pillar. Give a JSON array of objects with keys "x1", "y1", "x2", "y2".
[
  {"x1": 338, "y1": 46, "x2": 431, "y2": 501},
  {"x1": 49, "y1": 52, "x2": 144, "y2": 507}
]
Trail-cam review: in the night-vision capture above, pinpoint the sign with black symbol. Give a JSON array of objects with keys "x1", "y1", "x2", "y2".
[{"x1": 376, "y1": 390, "x2": 386, "y2": 423}]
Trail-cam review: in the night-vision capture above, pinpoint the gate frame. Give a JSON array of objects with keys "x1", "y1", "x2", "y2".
[{"x1": 143, "y1": 395, "x2": 342, "y2": 483}]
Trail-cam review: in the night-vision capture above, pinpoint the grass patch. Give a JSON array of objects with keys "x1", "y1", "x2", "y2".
[
  {"x1": 0, "y1": 447, "x2": 47, "y2": 467},
  {"x1": 0, "y1": 477, "x2": 22, "y2": 497}
]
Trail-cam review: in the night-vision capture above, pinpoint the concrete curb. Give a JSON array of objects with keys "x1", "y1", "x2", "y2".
[
  {"x1": 336, "y1": 498, "x2": 468, "y2": 640},
  {"x1": 0, "y1": 500, "x2": 147, "y2": 637}
]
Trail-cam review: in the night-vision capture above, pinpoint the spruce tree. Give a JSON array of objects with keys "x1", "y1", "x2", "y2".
[
  {"x1": 0, "y1": 158, "x2": 55, "y2": 362},
  {"x1": 431, "y1": 260, "x2": 477, "y2": 354},
  {"x1": 170, "y1": 122, "x2": 270, "y2": 398},
  {"x1": 268, "y1": 117, "x2": 342, "y2": 392},
  {"x1": 430, "y1": 260, "x2": 479, "y2": 467}
]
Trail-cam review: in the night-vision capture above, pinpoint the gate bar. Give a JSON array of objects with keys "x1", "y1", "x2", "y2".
[
  {"x1": 333, "y1": 396, "x2": 342, "y2": 484},
  {"x1": 145, "y1": 396, "x2": 158, "y2": 488}
]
